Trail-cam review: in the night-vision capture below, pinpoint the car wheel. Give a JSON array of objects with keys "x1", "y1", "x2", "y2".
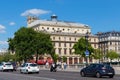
[
  {"x1": 1, "y1": 68, "x2": 4, "y2": 72},
  {"x1": 96, "y1": 72, "x2": 101, "y2": 78},
  {"x1": 20, "y1": 70, "x2": 23, "y2": 74},
  {"x1": 109, "y1": 75, "x2": 114, "y2": 78},
  {"x1": 11, "y1": 70, "x2": 13, "y2": 72},
  {"x1": 26, "y1": 70, "x2": 29, "y2": 74},
  {"x1": 80, "y1": 71, "x2": 86, "y2": 77},
  {"x1": 36, "y1": 72, "x2": 39, "y2": 74}
]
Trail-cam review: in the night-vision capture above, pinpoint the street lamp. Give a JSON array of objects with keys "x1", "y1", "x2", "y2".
[{"x1": 85, "y1": 31, "x2": 89, "y2": 66}]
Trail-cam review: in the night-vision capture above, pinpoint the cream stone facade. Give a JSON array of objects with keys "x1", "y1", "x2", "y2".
[{"x1": 27, "y1": 15, "x2": 99, "y2": 65}]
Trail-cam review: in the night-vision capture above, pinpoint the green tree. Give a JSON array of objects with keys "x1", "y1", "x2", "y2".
[
  {"x1": 106, "y1": 50, "x2": 119, "y2": 62},
  {"x1": 8, "y1": 27, "x2": 54, "y2": 63},
  {"x1": 0, "y1": 52, "x2": 14, "y2": 62},
  {"x1": 51, "y1": 53, "x2": 59, "y2": 63},
  {"x1": 0, "y1": 55, "x2": 4, "y2": 62},
  {"x1": 32, "y1": 32, "x2": 54, "y2": 63},
  {"x1": 8, "y1": 38, "x2": 15, "y2": 53},
  {"x1": 8, "y1": 27, "x2": 37, "y2": 62},
  {"x1": 92, "y1": 49, "x2": 103, "y2": 63},
  {"x1": 62, "y1": 56, "x2": 67, "y2": 62},
  {"x1": 73, "y1": 37, "x2": 94, "y2": 57}
]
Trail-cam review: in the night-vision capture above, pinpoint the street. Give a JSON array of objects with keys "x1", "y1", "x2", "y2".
[{"x1": 0, "y1": 70, "x2": 120, "y2": 80}]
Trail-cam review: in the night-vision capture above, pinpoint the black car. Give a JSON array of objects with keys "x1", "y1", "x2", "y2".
[{"x1": 80, "y1": 63, "x2": 115, "y2": 78}]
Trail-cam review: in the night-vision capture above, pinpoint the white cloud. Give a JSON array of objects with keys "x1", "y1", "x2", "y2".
[
  {"x1": 0, "y1": 41, "x2": 8, "y2": 45},
  {"x1": 9, "y1": 22, "x2": 15, "y2": 26},
  {"x1": 0, "y1": 24, "x2": 6, "y2": 33},
  {"x1": 21, "y1": 9, "x2": 51, "y2": 16}
]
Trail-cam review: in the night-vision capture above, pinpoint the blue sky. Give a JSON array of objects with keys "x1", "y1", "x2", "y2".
[{"x1": 0, "y1": 0, "x2": 120, "y2": 50}]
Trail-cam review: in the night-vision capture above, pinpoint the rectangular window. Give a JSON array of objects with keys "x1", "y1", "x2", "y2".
[
  {"x1": 52, "y1": 42, "x2": 55, "y2": 46},
  {"x1": 94, "y1": 44, "x2": 96, "y2": 48},
  {"x1": 53, "y1": 37, "x2": 55, "y2": 40},
  {"x1": 64, "y1": 43, "x2": 66, "y2": 47},
  {"x1": 70, "y1": 43, "x2": 71, "y2": 47},
  {"x1": 94, "y1": 39, "x2": 96, "y2": 42},
  {"x1": 69, "y1": 49, "x2": 72, "y2": 54},
  {"x1": 64, "y1": 48, "x2": 67, "y2": 54},
  {"x1": 110, "y1": 42, "x2": 112, "y2": 45},
  {"x1": 59, "y1": 42, "x2": 61, "y2": 47},
  {"x1": 58, "y1": 48, "x2": 61, "y2": 54},
  {"x1": 74, "y1": 38, "x2": 76, "y2": 41}
]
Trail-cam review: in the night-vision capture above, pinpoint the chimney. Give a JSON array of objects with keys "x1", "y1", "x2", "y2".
[{"x1": 27, "y1": 16, "x2": 39, "y2": 24}]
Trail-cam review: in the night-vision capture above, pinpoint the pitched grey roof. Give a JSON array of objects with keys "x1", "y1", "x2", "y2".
[{"x1": 28, "y1": 19, "x2": 90, "y2": 28}]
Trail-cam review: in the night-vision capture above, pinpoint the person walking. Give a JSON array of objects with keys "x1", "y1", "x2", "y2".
[
  {"x1": 64, "y1": 62, "x2": 67, "y2": 70},
  {"x1": 45, "y1": 61, "x2": 49, "y2": 69},
  {"x1": 61, "y1": 62, "x2": 64, "y2": 70}
]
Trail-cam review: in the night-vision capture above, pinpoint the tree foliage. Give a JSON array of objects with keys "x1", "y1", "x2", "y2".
[
  {"x1": 106, "y1": 50, "x2": 119, "y2": 60},
  {"x1": 51, "y1": 53, "x2": 59, "y2": 63},
  {"x1": 0, "y1": 52, "x2": 16, "y2": 62},
  {"x1": 92, "y1": 49, "x2": 103, "y2": 59},
  {"x1": 8, "y1": 27, "x2": 36, "y2": 62},
  {"x1": 73, "y1": 37, "x2": 94, "y2": 57},
  {"x1": 32, "y1": 32, "x2": 54, "y2": 63},
  {"x1": 62, "y1": 56, "x2": 67, "y2": 62},
  {"x1": 8, "y1": 27, "x2": 54, "y2": 63}
]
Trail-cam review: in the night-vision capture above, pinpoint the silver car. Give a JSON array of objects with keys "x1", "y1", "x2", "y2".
[{"x1": 20, "y1": 63, "x2": 39, "y2": 74}]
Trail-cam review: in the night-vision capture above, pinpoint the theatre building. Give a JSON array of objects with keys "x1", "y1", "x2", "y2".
[{"x1": 27, "y1": 15, "x2": 98, "y2": 65}]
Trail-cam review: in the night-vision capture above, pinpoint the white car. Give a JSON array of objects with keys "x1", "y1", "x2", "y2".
[
  {"x1": 20, "y1": 63, "x2": 39, "y2": 74},
  {"x1": 0, "y1": 62, "x2": 14, "y2": 72}
]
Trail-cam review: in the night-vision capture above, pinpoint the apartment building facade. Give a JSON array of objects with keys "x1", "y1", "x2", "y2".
[{"x1": 97, "y1": 31, "x2": 120, "y2": 62}]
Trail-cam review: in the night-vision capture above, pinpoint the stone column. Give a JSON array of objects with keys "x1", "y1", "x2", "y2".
[
  {"x1": 77, "y1": 57, "x2": 80, "y2": 64},
  {"x1": 67, "y1": 57, "x2": 69, "y2": 65},
  {"x1": 72, "y1": 57, "x2": 74, "y2": 64},
  {"x1": 67, "y1": 57, "x2": 69, "y2": 68}
]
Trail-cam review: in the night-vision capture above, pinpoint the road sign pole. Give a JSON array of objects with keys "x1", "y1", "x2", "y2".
[{"x1": 85, "y1": 50, "x2": 89, "y2": 66}]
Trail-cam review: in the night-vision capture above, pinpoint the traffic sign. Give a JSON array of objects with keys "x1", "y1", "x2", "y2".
[{"x1": 85, "y1": 49, "x2": 89, "y2": 56}]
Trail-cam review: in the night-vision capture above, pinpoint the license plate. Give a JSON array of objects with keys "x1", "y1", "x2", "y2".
[
  {"x1": 32, "y1": 70, "x2": 36, "y2": 72},
  {"x1": 108, "y1": 73, "x2": 112, "y2": 74}
]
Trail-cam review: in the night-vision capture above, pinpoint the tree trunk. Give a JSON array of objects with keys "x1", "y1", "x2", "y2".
[
  {"x1": 36, "y1": 50, "x2": 38, "y2": 63},
  {"x1": 24, "y1": 56, "x2": 27, "y2": 63}
]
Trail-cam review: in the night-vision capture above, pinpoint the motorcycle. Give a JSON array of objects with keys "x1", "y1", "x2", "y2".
[{"x1": 50, "y1": 63, "x2": 57, "y2": 72}]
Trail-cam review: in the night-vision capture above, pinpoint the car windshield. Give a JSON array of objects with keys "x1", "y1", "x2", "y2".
[
  {"x1": 29, "y1": 64, "x2": 37, "y2": 67},
  {"x1": 5, "y1": 64, "x2": 12, "y2": 65}
]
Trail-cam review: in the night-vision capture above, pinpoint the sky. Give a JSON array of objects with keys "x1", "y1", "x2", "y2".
[{"x1": 0, "y1": 0, "x2": 120, "y2": 51}]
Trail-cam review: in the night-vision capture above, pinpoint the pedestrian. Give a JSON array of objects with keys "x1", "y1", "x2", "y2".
[
  {"x1": 61, "y1": 62, "x2": 64, "y2": 70},
  {"x1": 45, "y1": 61, "x2": 49, "y2": 68},
  {"x1": 64, "y1": 62, "x2": 67, "y2": 70}
]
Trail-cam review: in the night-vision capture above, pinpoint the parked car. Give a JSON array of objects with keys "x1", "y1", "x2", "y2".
[
  {"x1": 80, "y1": 63, "x2": 115, "y2": 78},
  {"x1": 20, "y1": 63, "x2": 39, "y2": 74},
  {"x1": 0, "y1": 62, "x2": 14, "y2": 72}
]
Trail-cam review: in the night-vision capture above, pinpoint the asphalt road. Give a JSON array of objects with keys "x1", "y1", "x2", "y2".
[{"x1": 0, "y1": 70, "x2": 120, "y2": 80}]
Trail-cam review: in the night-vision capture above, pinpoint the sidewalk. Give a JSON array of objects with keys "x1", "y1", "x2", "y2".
[{"x1": 113, "y1": 67, "x2": 120, "y2": 75}]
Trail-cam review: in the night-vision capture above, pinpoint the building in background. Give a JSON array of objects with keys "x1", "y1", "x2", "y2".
[
  {"x1": 27, "y1": 15, "x2": 98, "y2": 65},
  {"x1": 97, "y1": 31, "x2": 120, "y2": 62},
  {"x1": 0, "y1": 48, "x2": 8, "y2": 55}
]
